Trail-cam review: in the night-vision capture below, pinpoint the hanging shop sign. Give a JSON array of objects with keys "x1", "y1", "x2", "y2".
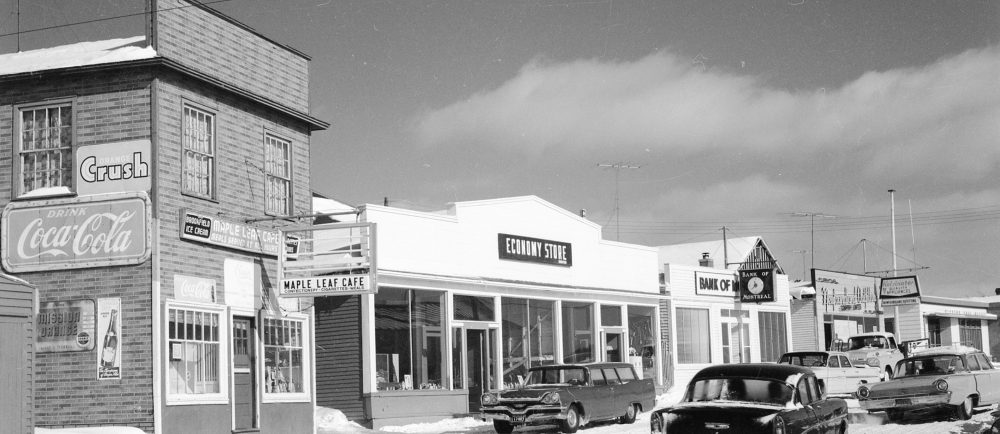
[
  {"x1": 97, "y1": 297, "x2": 122, "y2": 380},
  {"x1": 694, "y1": 270, "x2": 738, "y2": 297},
  {"x1": 498, "y1": 233, "x2": 572, "y2": 267},
  {"x1": 739, "y1": 268, "x2": 776, "y2": 303},
  {"x1": 180, "y1": 209, "x2": 286, "y2": 256},
  {"x1": 880, "y1": 276, "x2": 920, "y2": 307},
  {"x1": 1, "y1": 192, "x2": 151, "y2": 273},
  {"x1": 280, "y1": 274, "x2": 371, "y2": 297},
  {"x1": 37, "y1": 299, "x2": 96, "y2": 353},
  {"x1": 76, "y1": 139, "x2": 151, "y2": 195},
  {"x1": 813, "y1": 269, "x2": 879, "y2": 314}
]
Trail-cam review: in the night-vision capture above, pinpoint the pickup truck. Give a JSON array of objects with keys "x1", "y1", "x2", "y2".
[
  {"x1": 843, "y1": 332, "x2": 904, "y2": 381},
  {"x1": 480, "y1": 362, "x2": 656, "y2": 433},
  {"x1": 778, "y1": 351, "x2": 882, "y2": 395}
]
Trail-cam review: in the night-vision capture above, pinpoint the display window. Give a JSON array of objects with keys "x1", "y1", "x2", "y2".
[
  {"x1": 262, "y1": 314, "x2": 311, "y2": 402},
  {"x1": 166, "y1": 302, "x2": 228, "y2": 405},
  {"x1": 375, "y1": 287, "x2": 446, "y2": 391}
]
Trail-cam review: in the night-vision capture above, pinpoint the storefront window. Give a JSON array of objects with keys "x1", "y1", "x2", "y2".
[
  {"x1": 562, "y1": 302, "x2": 593, "y2": 363},
  {"x1": 601, "y1": 305, "x2": 622, "y2": 327},
  {"x1": 375, "y1": 288, "x2": 445, "y2": 390},
  {"x1": 758, "y1": 311, "x2": 787, "y2": 362},
  {"x1": 627, "y1": 305, "x2": 656, "y2": 380},
  {"x1": 501, "y1": 298, "x2": 555, "y2": 387},
  {"x1": 454, "y1": 295, "x2": 495, "y2": 321},
  {"x1": 927, "y1": 317, "x2": 942, "y2": 347},
  {"x1": 677, "y1": 308, "x2": 710, "y2": 364},
  {"x1": 263, "y1": 317, "x2": 305, "y2": 394},
  {"x1": 959, "y1": 319, "x2": 983, "y2": 350},
  {"x1": 167, "y1": 307, "x2": 221, "y2": 397}
]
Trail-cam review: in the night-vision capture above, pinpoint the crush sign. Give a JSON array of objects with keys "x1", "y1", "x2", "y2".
[{"x1": 1, "y1": 192, "x2": 151, "y2": 273}]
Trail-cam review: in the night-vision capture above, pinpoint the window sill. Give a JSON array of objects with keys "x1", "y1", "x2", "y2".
[
  {"x1": 181, "y1": 191, "x2": 219, "y2": 204},
  {"x1": 166, "y1": 396, "x2": 229, "y2": 406},
  {"x1": 262, "y1": 392, "x2": 310, "y2": 404},
  {"x1": 13, "y1": 191, "x2": 77, "y2": 202}
]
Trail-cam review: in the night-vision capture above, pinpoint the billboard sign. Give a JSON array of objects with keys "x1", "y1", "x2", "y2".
[
  {"x1": 813, "y1": 269, "x2": 879, "y2": 314},
  {"x1": 180, "y1": 209, "x2": 285, "y2": 256},
  {"x1": 37, "y1": 299, "x2": 96, "y2": 353},
  {"x1": 1, "y1": 192, "x2": 151, "y2": 272},
  {"x1": 880, "y1": 276, "x2": 920, "y2": 307},
  {"x1": 76, "y1": 139, "x2": 151, "y2": 195},
  {"x1": 694, "y1": 270, "x2": 737, "y2": 298},
  {"x1": 498, "y1": 233, "x2": 572, "y2": 267}
]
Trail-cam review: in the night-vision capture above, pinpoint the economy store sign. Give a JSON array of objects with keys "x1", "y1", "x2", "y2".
[{"x1": 1, "y1": 192, "x2": 151, "y2": 272}]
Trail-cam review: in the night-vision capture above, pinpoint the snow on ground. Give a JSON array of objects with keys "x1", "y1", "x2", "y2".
[{"x1": 35, "y1": 428, "x2": 146, "y2": 434}]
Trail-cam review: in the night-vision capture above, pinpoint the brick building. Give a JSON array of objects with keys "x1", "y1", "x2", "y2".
[{"x1": 0, "y1": 1, "x2": 326, "y2": 433}]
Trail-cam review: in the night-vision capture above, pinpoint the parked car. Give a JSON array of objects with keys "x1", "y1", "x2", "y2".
[
  {"x1": 857, "y1": 346, "x2": 1000, "y2": 422},
  {"x1": 649, "y1": 363, "x2": 849, "y2": 434},
  {"x1": 479, "y1": 362, "x2": 655, "y2": 433},
  {"x1": 844, "y1": 332, "x2": 904, "y2": 381},
  {"x1": 778, "y1": 351, "x2": 882, "y2": 395}
]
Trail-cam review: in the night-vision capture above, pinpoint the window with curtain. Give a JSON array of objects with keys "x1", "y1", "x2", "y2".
[
  {"x1": 264, "y1": 133, "x2": 292, "y2": 215},
  {"x1": 676, "y1": 308, "x2": 710, "y2": 364},
  {"x1": 17, "y1": 102, "x2": 73, "y2": 196},
  {"x1": 375, "y1": 288, "x2": 445, "y2": 390},
  {"x1": 959, "y1": 319, "x2": 983, "y2": 350},
  {"x1": 182, "y1": 104, "x2": 215, "y2": 198},
  {"x1": 757, "y1": 311, "x2": 788, "y2": 362}
]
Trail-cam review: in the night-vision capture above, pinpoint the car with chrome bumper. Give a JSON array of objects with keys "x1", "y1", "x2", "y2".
[
  {"x1": 480, "y1": 362, "x2": 655, "y2": 433},
  {"x1": 778, "y1": 351, "x2": 882, "y2": 395},
  {"x1": 857, "y1": 347, "x2": 1000, "y2": 422},
  {"x1": 649, "y1": 363, "x2": 848, "y2": 434}
]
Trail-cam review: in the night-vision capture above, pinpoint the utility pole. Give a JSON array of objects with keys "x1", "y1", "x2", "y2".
[
  {"x1": 790, "y1": 212, "x2": 836, "y2": 269},
  {"x1": 597, "y1": 162, "x2": 640, "y2": 241},
  {"x1": 792, "y1": 249, "x2": 809, "y2": 281},
  {"x1": 723, "y1": 226, "x2": 745, "y2": 363},
  {"x1": 889, "y1": 189, "x2": 899, "y2": 338}
]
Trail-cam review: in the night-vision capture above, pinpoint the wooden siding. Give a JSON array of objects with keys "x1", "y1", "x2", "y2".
[
  {"x1": 658, "y1": 298, "x2": 672, "y2": 388},
  {"x1": 0, "y1": 285, "x2": 33, "y2": 317},
  {"x1": 791, "y1": 299, "x2": 818, "y2": 351},
  {"x1": 315, "y1": 295, "x2": 366, "y2": 422}
]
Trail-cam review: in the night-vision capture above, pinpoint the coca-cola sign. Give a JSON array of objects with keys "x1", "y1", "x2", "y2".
[
  {"x1": 173, "y1": 274, "x2": 216, "y2": 303},
  {"x1": 2, "y1": 192, "x2": 151, "y2": 272}
]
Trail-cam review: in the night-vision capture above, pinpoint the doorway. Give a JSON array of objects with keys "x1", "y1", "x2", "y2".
[
  {"x1": 603, "y1": 331, "x2": 624, "y2": 362},
  {"x1": 459, "y1": 327, "x2": 496, "y2": 412},
  {"x1": 233, "y1": 316, "x2": 257, "y2": 430}
]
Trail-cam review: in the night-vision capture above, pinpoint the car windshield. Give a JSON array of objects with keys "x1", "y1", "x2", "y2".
[
  {"x1": 895, "y1": 355, "x2": 965, "y2": 378},
  {"x1": 525, "y1": 367, "x2": 587, "y2": 387},
  {"x1": 685, "y1": 378, "x2": 793, "y2": 406},
  {"x1": 848, "y1": 336, "x2": 887, "y2": 350},
  {"x1": 779, "y1": 353, "x2": 828, "y2": 367}
]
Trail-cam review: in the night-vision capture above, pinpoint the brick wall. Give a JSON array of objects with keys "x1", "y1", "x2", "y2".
[
  {"x1": 153, "y1": 0, "x2": 311, "y2": 113},
  {"x1": 0, "y1": 69, "x2": 156, "y2": 431}
]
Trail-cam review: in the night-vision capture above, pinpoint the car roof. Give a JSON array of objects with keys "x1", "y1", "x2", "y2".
[
  {"x1": 528, "y1": 362, "x2": 634, "y2": 370},
  {"x1": 849, "y1": 332, "x2": 893, "y2": 338},
  {"x1": 782, "y1": 351, "x2": 847, "y2": 357},
  {"x1": 908, "y1": 346, "x2": 983, "y2": 358},
  {"x1": 692, "y1": 363, "x2": 812, "y2": 383}
]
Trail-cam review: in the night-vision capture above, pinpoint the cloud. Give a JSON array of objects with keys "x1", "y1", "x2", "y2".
[{"x1": 412, "y1": 46, "x2": 1000, "y2": 181}]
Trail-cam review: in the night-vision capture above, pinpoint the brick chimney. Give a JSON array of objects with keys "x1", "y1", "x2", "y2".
[{"x1": 699, "y1": 252, "x2": 714, "y2": 268}]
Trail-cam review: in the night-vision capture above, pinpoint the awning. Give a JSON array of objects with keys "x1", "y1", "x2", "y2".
[{"x1": 925, "y1": 312, "x2": 997, "y2": 321}]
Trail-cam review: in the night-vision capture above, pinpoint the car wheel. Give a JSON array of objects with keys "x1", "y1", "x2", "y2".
[
  {"x1": 650, "y1": 412, "x2": 664, "y2": 433},
  {"x1": 955, "y1": 396, "x2": 974, "y2": 420},
  {"x1": 492, "y1": 420, "x2": 514, "y2": 434},
  {"x1": 560, "y1": 405, "x2": 581, "y2": 433},
  {"x1": 619, "y1": 403, "x2": 637, "y2": 424},
  {"x1": 886, "y1": 409, "x2": 904, "y2": 423}
]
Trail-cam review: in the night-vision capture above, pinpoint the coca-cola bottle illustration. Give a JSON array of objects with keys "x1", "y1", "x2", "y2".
[{"x1": 101, "y1": 309, "x2": 118, "y2": 368}]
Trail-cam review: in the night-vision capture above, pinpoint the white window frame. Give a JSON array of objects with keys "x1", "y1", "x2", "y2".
[
  {"x1": 165, "y1": 301, "x2": 229, "y2": 405},
  {"x1": 263, "y1": 132, "x2": 292, "y2": 215},
  {"x1": 15, "y1": 99, "x2": 76, "y2": 197},
  {"x1": 261, "y1": 312, "x2": 311, "y2": 403},
  {"x1": 181, "y1": 103, "x2": 216, "y2": 200}
]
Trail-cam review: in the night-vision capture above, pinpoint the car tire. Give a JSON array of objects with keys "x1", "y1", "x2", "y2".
[
  {"x1": 650, "y1": 412, "x2": 664, "y2": 433},
  {"x1": 886, "y1": 409, "x2": 904, "y2": 423},
  {"x1": 493, "y1": 420, "x2": 514, "y2": 434},
  {"x1": 560, "y1": 405, "x2": 581, "y2": 433},
  {"x1": 955, "y1": 396, "x2": 974, "y2": 420},
  {"x1": 619, "y1": 403, "x2": 637, "y2": 424}
]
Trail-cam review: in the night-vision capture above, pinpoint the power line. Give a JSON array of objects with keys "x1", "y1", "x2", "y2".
[{"x1": 0, "y1": 0, "x2": 241, "y2": 39}]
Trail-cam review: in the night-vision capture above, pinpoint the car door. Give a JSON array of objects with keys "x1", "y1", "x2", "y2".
[
  {"x1": 786, "y1": 376, "x2": 821, "y2": 433},
  {"x1": 841, "y1": 355, "x2": 874, "y2": 390},
  {"x1": 601, "y1": 368, "x2": 623, "y2": 420},
  {"x1": 825, "y1": 355, "x2": 846, "y2": 394},
  {"x1": 587, "y1": 367, "x2": 614, "y2": 420},
  {"x1": 972, "y1": 354, "x2": 1000, "y2": 404}
]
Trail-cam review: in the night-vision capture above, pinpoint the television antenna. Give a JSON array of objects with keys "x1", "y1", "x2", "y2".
[{"x1": 597, "y1": 162, "x2": 640, "y2": 241}]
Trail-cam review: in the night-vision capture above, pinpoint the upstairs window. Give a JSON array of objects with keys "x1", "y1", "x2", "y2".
[
  {"x1": 182, "y1": 105, "x2": 215, "y2": 198},
  {"x1": 264, "y1": 134, "x2": 292, "y2": 215},
  {"x1": 16, "y1": 102, "x2": 73, "y2": 197}
]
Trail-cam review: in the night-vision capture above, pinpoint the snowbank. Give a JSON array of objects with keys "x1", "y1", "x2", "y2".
[{"x1": 35, "y1": 428, "x2": 145, "y2": 434}]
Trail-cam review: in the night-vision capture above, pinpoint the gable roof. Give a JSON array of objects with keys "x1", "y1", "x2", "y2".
[{"x1": 657, "y1": 236, "x2": 785, "y2": 273}]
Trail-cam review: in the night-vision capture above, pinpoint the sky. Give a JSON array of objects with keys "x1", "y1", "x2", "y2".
[{"x1": 1, "y1": 0, "x2": 999, "y2": 297}]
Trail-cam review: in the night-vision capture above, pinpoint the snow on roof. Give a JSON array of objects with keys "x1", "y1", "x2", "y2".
[
  {"x1": 656, "y1": 236, "x2": 761, "y2": 269},
  {"x1": 0, "y1": 36, "x2": 156, "y2": 76}
]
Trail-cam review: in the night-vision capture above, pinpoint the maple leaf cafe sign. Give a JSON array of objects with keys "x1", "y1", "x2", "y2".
[{"x1": 1, "y1": 192, "x2": 151, "y2": 273}]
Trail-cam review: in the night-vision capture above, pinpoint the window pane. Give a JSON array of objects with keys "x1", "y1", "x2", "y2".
[
  {"x1": 601, "y1": 305, "x2": 622, "y2": 327},
  {"x1": 375, "y1": 288, "x2": 445, "y2": 391},
  {"x1": 628, "y1": 305, "x2": 656, "y2": 381},
  {"x1": 182, "y1": 106, "x2": 214, "y2": 197},
  {"x1": 562, "y1": 302, "x2": 593, "y2": 363},
  {"x1": 454, "y1": 295, "x2": 495, "y2": 321},
  {"x1": 677, "y1": 308, "x2": 710, "y2": 364}
]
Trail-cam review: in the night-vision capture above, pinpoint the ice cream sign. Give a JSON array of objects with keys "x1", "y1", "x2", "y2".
[
  {"x1": 76, "y1": 139, "x2": 152, "y2": 195},
  {"x1": 1, "y1": 192, "x2": 151, "y2": 272}
]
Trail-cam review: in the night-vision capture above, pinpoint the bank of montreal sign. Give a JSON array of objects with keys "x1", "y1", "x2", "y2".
[{"x1": 1, "y1": 192, "x2": 151, "y2": 273}]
